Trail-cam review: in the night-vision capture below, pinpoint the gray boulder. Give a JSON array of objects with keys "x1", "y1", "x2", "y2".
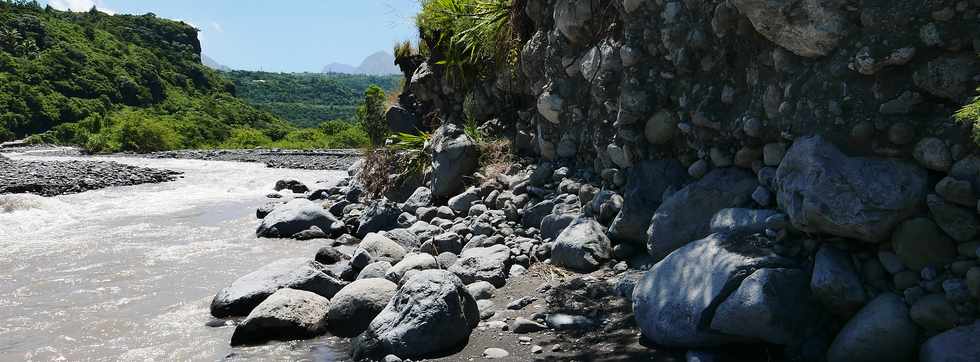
[
  {"x1": 541, "y1": 212, "x2": 578, "y2": 241},
  {"x1": 357, "y1": 233, "x2": 407, "y2": 263},
  {"x1": 385, "y1": 253, "x2": 439, "y2": 283},
  {"x1": 522, "y1": 199, "x2": 556, "y2": 229},
  {"x1": 449, "y1": 244, "x2": 511, "y2": 287},
  {"x1": 609, "y1": 160, "x2": 688, "y2": 245},
  {"x1": 351, "y1": 270, "x2": 480, "y2": 360},
  {"x1": 647, "y1": 168, "x2": 757, "y2": 261},
  {"x1": 826, "y1": 294, "x2": 917, "y2": 362},
  {"x1": 327, "y1": 278, "x2": 398, "y2": 337},
  {"x1": 633, "y1": 233, "x2": 809, "y2": 347},
  {"x1": 709, "y1": 208, "x2": 781, "y2": 235},
  {"x1": 256, "y1": 199, "x2": 344, "y2": 238},
  {"x1": 811, "y1": 245, "x2": 867, "y2": 317},
  {"x1": 733, "y1": 0, "x2": 848, "y2": 57},
  {"x1": 448, "y1": 187, "x2": 482, "y2": 214},
  {"x1": 357, "y1": 261, "x2": 392, "y2": 280},
  {"x1": 356, "y1": 200, "x2": 402, "y2": 237},
  {"x1": 230, "y1": 288, "x2": 330, "y2": 346},
  {"x1": 210, "y1": 258, "x2": 347, "y2": 318},
  {"x1": 401, "y1": 187, "x2": 432, "y2": 214},
  {"x1": 775, "y1": 136, "x2": 927, "y2": 243},
  {"x1": 552, "y1": 216, "x2": 611, "y2": 272},
  {"x1": 430, "y1": 124, "x2": 479, "y2": 199},
  {"x1": 274, "y1": 179, "x2": 310, "y2": 194},
  {"x1": 920, "y1": 321, "x2": 980, "y2": 362}
]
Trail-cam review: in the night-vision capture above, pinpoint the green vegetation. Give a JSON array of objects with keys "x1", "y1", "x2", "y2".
[
  {"x1": 359, "y1": 85, "x2": 389, "y2": 146},
  {"x1": 0, "y1": 1, "x2": 379, "y2": 152},
  {"x1": 222, "y1": 70, "x2": 401, "y2": 128},
  {"x1": 0, "y1": 0, "x2": 294, "y2": 150},
  {"x1": 415, "y1": 0, "x2": 522, "y2": 82}
]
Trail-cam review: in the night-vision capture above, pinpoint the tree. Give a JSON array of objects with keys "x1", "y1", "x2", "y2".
[{"x1": 358, "y1": 85, "x2": 388, "y2": 146}]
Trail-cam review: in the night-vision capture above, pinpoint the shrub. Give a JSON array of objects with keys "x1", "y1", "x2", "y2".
[
  {"x1": 358, "y1": 85, "x2": 388, "y2": 146},
  {"x1": 416, "y1": 0, "x2": 520, "y2": 82},
  {"x1": 220, "y1": 127, "x2": 273, "y2": 149},
  {"x1": 115, "y1": 114, "x2": 182, "y2": 152}
]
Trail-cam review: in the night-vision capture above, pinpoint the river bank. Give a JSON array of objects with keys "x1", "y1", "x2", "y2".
[
  {"x1": 0, "y1": 146, "x2": 362, "y2": 197},
  {"x1": 139, "y1": 148, "x2": 361, "y2": 170}
]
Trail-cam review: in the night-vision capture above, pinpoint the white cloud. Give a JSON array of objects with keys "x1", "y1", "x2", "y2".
[
  {"x1": 48, "y1": 0, "x2": 115, "y2": 14},
  {"x1": 211, "y1": 22, "x2": 223, "y2": 33}
]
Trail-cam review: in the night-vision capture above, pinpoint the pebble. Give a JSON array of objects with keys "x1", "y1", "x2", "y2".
[
  {"x1": 507, "y1": 296, "x2": 537, "y2": 310},
  {"x1": 531, "y1": 345, "x2": 543, "y2": 354},
  {"x1": 483, "y1": 347, "x2": 510, "y2": 359}
]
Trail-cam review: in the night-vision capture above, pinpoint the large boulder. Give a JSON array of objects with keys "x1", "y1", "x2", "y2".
[
  {"x1": 774, "y1": 136, "x2": 927, "y2": 243},
  {"x1": 385, "y1": 253, "x2": 439, "y2": 283},
  {"x1": 633, "y1": 233, "x2": 811, "y2": 348},
  {"x1": 554, "y1": 0, "x2": 593, "y2": 44},
  {"x1": 256, "y1": 199, "x2": 344, "y2": 238},
  {"x1": 647, "y1": 168, "x2": 757, "y2": 261},
  {"x1": 449, "y1": 244, "x2": 511, "y2": 287},
  {"x1": 230, "y1": 288, "x2": 330, "y2": 346},
  {"x1": 402, "y1": 187, "x2": 432, "y2": 214},
  {"x1": 732, "y1": 0, "x2": 849, "y2": 57},
  {"x1": 356, "y1": 233, "x2": 408, "y2": 263},
  {"x1": 448, "y1": 187, "x2": 482, "y2": 214},
  {"x1": 709, "y1": 208, "x2": 781, "y2": 235},
  {"x1": 826, "y1": 294, "x2": 918, "y2": 362},
  {"x1": 430, "y1": 124, "x2": 479, "y2": 199},
  {"x1": 351, "y1": 270, "x2": 480, "y2": 360},
  {"x1": 210, "y1": 258, "x2": 347, "y2": 318},
  {"x1": 327, "y1": 278, "x2": 398, "y2": 337},
  {"x1": 552, "y1": 216, "x2": 612, "y2": 272},
  {"x1": 356, "y1": 200, "x2": 402, "y2": 237},
  {"x1": 608, "y1": 160, "x2": 688, "y2": 245},
  {"x1": 920, "y1": 321, "x2": 980, "y2": 362}
]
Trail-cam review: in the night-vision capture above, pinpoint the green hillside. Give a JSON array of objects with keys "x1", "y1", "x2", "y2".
[
  {"x1": 0, "y1": 1, "x2": 295, "y2": 151},
  {"x1": 223, "y1": 70, "x2": 401, "y2": 128}
]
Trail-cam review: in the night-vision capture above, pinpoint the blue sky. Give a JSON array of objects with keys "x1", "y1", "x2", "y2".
[{"x1": 42, "y1": 0, "x2": 421, "y2": 72}]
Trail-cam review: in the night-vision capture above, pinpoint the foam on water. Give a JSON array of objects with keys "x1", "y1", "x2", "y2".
[{"x1": 0, "y1": 155, "x2": 351, "y2": 361}]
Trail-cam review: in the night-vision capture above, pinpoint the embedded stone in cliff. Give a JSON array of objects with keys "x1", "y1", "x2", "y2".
[
  {"x1": 552, "y1": 216, "x2": 612, "y2": 272},
  {"x1": 430, "y1": 124, "x2": 479, "y2": 199},
  {"x1": 825, "y1": 294, "x2": 918, "y2": 362},
  {"x1": 554, "y1": 0, "x2": 593, "y2": 44},
  {"x1": 633, "y1": 233, "x2": 810, "y2": 348},
  {"x1": 774, "y1": 136, "x2": 927, "y2": 243},
  {"x1": 891, "y1": 218, "x2": 956, "y2": 271},
  {"x1": 913, "y1": 55, "x2": 978, "y2": 102},
  {"x1": 536, "y1": 91, "x2": 563, "y2": 124},
  {"x1": 811, "y1": 245, "x2": 867, "y2": 317},
  {"x1": 732, "y1": 0, "x2": 849, "y2": 57},
  {"x1": 927, "y1": 194, "x2": 979, "y2": 242},
  {"x1": 920, "y1": 321, "x2": 980, "y2": 362},
  {"x1": 647, "y1": 168, "x2": 757, "y2": 261},
  {"x1": 351, "y1": 270, "x2": 480, "y2": 360},
  {"x1": 645, "y1": 110, "x2": 677, "y2": 145}
]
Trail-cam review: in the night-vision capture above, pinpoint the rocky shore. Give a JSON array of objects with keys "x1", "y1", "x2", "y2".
[
  {"x1": 139, "y1": 149, "x2": 361, "y2": 170},
  {"x1": 0, "y1": 153, "x2": 181, "y2": 197}
]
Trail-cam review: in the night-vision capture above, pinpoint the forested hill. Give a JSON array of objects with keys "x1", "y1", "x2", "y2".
[
  {"x1": 223, "y1": 71, "x2": 401, "y2": 128},
  {"x1": 0, "y1": 1, "x2": 290, "y2": 151}
]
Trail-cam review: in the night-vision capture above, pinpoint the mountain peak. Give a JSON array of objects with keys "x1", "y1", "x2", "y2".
[{"x1": 322, "y1": 51, "x2": 398, "y2": 75}]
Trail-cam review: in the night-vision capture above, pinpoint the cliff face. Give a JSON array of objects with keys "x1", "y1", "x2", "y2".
[
  {"x1": 390, "y1": 1, "x2": 980, "y2": 360},
  {"x1": 412, "y1": 0, "x2": 980, "y2": 174}
]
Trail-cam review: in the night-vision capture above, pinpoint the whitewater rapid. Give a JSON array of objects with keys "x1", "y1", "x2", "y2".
[{"x1": 0, "y1": 155, "x2": 351, "y2": 361}]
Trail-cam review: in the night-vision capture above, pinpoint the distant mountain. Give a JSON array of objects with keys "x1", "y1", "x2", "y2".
[
  {"x1": 323, "y1": 62, "x2": 358, "y2": 74},
  {"x1": 202, "y1": 55, "x2": 231, "y2": 71},
  {"x1": 322, "y1": 51, "x2": 399, "y2": 75}
]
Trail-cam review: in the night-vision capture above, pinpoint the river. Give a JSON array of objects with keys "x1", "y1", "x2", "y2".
[{"x1": 0, "y1": 154, "x2": 352, "y2": 361}]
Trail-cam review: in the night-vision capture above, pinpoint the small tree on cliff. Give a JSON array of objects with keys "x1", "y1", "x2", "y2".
[{"x1": 358, "y1": 85, "x2": 388, "y2": 146}]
